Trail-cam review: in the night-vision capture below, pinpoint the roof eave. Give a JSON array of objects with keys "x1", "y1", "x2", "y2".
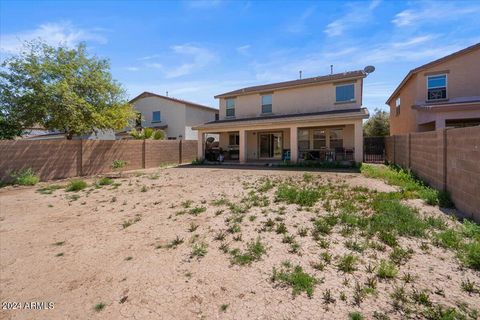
[
  {"x1": 193, "y1": 109, "x2": 369, "y2": 131},
  {"x1": 214, "y1": 74, "x2": 366, "y2": 99}
]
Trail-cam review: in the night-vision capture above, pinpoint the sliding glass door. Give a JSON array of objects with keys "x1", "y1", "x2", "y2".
[{"x1": 258, "y1": 132, "x2": 282, "y2": 159}]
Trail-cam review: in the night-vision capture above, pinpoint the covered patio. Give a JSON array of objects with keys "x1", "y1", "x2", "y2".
[{"x1": 193, "y1": 109, "x2": 368, "y2": 164}]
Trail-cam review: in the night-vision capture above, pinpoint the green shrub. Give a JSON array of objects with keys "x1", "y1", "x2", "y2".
[
  {"x1": 111, "y1": 159, "x2": 127, "y2": 169},
  {"x1": 434, "y1": 229, "x2": 463, "y2": 249},
  {"x1": 230, "y1": 238, "x2": 267, "y2": 266},
  {"x1": 271, "y1": 264, "x2": 317, "y2": 297},
  {"x1": 97, "y1": 177, "x2": 113, "y2": 186},
  {"x1": 349, "y1": 312, "x2": 364, "y2": 320},
  {"x1": 337, "y1": 254, "x2": 358, "y2": 273},
  {"x1": 65, "y1": 179, "x2": 88, "y2": 192},
  {"x1": 377, "y1": 260, "x2": 398, "y2": 279},
  {"x1": 460, "y1": 241, "x2": 480, "y2": 270},
  {"x1": 462, "y1": 220, "x2": 480, "y2": 241},
  {"x1": 370, "y1": 194, "x2": 427, "y2": 238},
  {"x1": 361, "y1": 164, "x2": 454, "y2": 208},
  {"x1": 36, "y1": 184, "x2": 63, "y2": 194},
  {"x1": 10, "y1": 168, "x2": 39, "y2": 186},
  {"x1": 275, "y1": 184, "x2": 320, "y2": 207}
]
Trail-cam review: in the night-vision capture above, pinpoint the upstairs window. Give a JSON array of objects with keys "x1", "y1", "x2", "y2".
[
  {"x1": 226, "y1": 98, "x2": 235, "y2": 117},
  {"x1": 335, "y1": 83, "x2": 355, "y2": 102},
  {"x1": 395, "y1": 97, "x2": 401, "y2": 116},
  {"x1": 261, "y1": 94, "x2": 272, "y2": 114},
  {"x1": 215, "y1": 113, "x2": 219, "y2": 121},
  {"x1": 427, "y1": 75, "x2": 447, "y2": 101},
  {"x1": 152, "y1": 111, "x2": 161, "y2": 122}
]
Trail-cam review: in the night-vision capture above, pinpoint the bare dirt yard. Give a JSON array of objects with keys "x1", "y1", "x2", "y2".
[{"x1": 1, "y1": 166, "x2": 479, "y2": 320}]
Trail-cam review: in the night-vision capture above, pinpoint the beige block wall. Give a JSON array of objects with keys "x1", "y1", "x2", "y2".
[
  {"x1": 145, "y1": 140, "x2": 180, "y2": 167},
  {"x1": 0, "y1": 140, "x2": 81, "y2": 181},
  {"x1": 410, "y1": 131, "x2": 444, "y2": 190},
  {"x1": 181, "y1": 140, "x2": 198, "y2": 163},
  {"x1": 0, "y1": 140, "x2": 199, "y2": 182},
  {"x1": 218, "y1": 80, "x2": 363, "y2": 120},
  {"x1": 385, "y1": 126, "x2": 480, "y2": 222},
  {"x1": 446, "y1": 126, "x2": 480, "y2": 220},
  {"x1": 82, "y1": 141, "x2": 144, "y2": 175}
]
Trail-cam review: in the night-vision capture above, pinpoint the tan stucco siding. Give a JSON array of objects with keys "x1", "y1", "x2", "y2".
[
  {"x1": 133, "y1": 97, "x2": 186, "y2": 139},
  {"x1": 184, "y1": 105, "x2": 218, "y2": 140},
  {"x1": 389, "y1": 74, "x2": 418, "y2": 135},
  {"x1": 389, "y1": 47, "x2": 480, "y2": 135},
  {"x1": 218, "y1": 80, "x2": 363, "y2": 120},
  {"x1": 413, "y1": 49, "x2": 480, "y2": 104}
]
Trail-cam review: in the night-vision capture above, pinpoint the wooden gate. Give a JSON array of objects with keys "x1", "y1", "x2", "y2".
[{"x1": 363, "y1": 136, "x2": 385, "y2": 163}]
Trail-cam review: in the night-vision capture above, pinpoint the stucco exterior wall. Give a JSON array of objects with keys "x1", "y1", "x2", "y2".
[
  {"x1": 385, "y1": 126, "x2": 480, "y2": 222},
  {"x1": 389, "y1": 74, "x2": 418, "y2": 135},
  {"x1": 389, "y1": 47, "x2": 480, "y2": 135},
  {"x1": 218, "y1": 79, "x2": 363, "y2": 120},
  {"x1": 133, "y1": 96, "x2": 187, "y2": 139},
  {"x1": 184, "y1": 105, "x2": 218, "y2": 140}
]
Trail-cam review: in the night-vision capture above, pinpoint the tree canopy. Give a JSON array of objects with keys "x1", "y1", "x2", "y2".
[
  {"x1": 363, "y1": 108, "x2": 390, "y2": 137},
  {"x1": 0, "y1": 41, "x2": 135, "y2": 139}
]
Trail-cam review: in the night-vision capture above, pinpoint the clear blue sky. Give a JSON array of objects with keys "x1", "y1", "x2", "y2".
[{"x1": 1, "y1": 0, "x2": 479, "y2": 112}]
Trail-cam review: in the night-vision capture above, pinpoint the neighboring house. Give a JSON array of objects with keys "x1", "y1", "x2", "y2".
[
  {"x1": 23, "y1": 127, "x2": 116, "y2": 140},
  {"x1": 193, "y1": 70, "x2": 372, "y2": 163},
  {"x1": 387, "y1": 43, "x2": 480, "y2": 135},
  {"x1": 126, "y1": 92, "x2": 218, "y2": 140}
]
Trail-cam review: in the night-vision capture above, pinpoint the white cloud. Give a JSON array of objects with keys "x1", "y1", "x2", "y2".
[
  {"x1": 236, "y1": 44, "x2": 251, "y2": 56},
  {"x1": 164, "y1": 44, "x2": 215, "y2": 78},
  {"x1": 145, "y1": 62, "x2": 163, "y2": 69},
  {"x1": 392, "y1": 2, "x2": 480, "y2": 27},
  {"x1": 184, "y1": 0, "x2": 222, "y2": 9},
  {"x1": 0, "y1": 21, "x2": 106, "y2": 54},
  {"x1": 324, "y1": 0, "x2": 381, "y2": 37},
  {"x1": 138, "y1": 54, "x2": 162, "y2": 61},
  {"x1": 393, "y1": 35, "x2": 436, "y2": 48},
  {"x1": 125, "y1": 66, "x2": 140, "y2": 71}
]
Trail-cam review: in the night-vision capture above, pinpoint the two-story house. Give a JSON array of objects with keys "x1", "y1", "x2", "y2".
[
  {"x1": 126, "y1": 92, "x2": 218, "y2": 140},
  {"x1": 387, "y1": 43, "x2": 480, "y2": 135},
  {"x1": 193, "y1": 70, "x2": 371, "y2": 163}
]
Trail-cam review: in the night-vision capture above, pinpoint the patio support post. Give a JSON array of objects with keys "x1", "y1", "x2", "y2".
[
  {"x1": 354, "y1": 120, "x2": 363, "y2": 163},
  {"x1": 290, "y1": 126, "x2": 298, "y2": 163},
  {"x1": 239, "y1": 129, "x2": 247, "y2": 163},
  {"x1": 197, "y1": 131, "x2": 204, "y2": 160}
]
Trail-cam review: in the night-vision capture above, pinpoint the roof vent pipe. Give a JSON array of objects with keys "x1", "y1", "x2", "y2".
[
  {"x1": 330, "y1": 65, "x2": 333, "y2": 75},
  {"x1": 299, "y1": 70, "x2": 302, "y2": 79}
]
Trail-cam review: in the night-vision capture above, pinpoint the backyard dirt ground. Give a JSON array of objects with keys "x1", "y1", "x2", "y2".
[{"x1": 0, "y1": 166, "x2": 479, "y2": 320}]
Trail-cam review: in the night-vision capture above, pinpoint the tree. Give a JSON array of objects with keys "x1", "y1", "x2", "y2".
[
  {"x1": 0, "y1": 41, "x2": 135, "y2": 139},
  {"x1": 129, "y1": 127, "x2": 166, "y2": 140},
  {"x1": 363, "y1": 108, "x2": 390, "y2": 137}
]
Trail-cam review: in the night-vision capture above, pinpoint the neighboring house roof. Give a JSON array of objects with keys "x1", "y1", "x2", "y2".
[
  {"x1": 386, "y1": 42, "x2": 480, "y2": 104},
  {"x1": 129, "y1": 91, "x2": 218, "y2": 112},
  {"x1": 193, "y1": 108, "x2": 369, "y2": 130},
  {"x1": 215, "y1": 70, "x2": 366, "y2": 98}
]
